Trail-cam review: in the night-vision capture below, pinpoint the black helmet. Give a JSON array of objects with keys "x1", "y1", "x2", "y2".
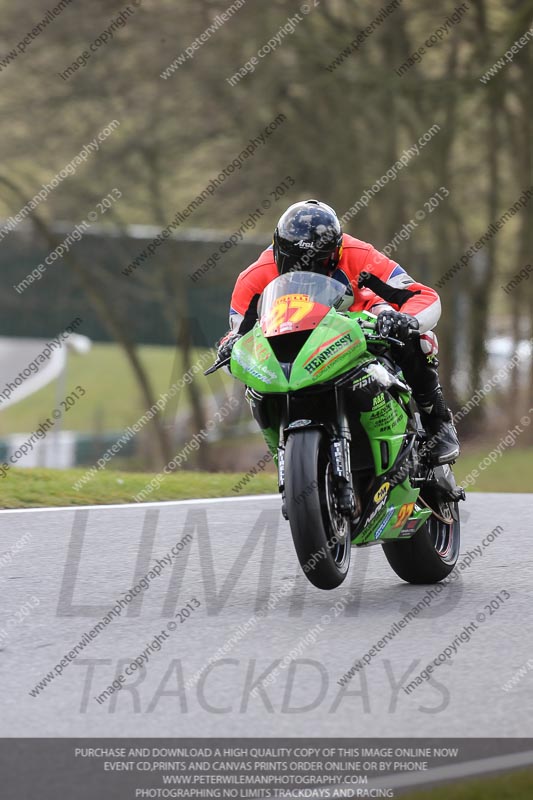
[{"x1": 273, "y1": 199, "x2": 343, "y2": 276}]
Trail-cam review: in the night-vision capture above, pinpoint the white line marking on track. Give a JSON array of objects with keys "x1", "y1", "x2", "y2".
[{"x1": 0, "y1": 494, "x2": 280, "y2": 515}]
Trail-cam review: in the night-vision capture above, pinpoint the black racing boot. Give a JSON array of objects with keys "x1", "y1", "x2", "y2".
[{"x1": 416, "y1": 387, "x2": 460, "y2": 465}]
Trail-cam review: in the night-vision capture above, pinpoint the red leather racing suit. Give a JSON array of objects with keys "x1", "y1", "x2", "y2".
[{"x1": 229, "y1": 233, "x2": 441, "y2": 343}]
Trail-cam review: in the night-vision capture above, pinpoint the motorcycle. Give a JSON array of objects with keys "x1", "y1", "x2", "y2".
[{"x1": 206, "y1": 270, "x2": 465, "y2": 590}]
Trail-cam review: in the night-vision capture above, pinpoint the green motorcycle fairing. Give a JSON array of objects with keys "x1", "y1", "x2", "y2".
[
  {"x1": 231, "y1": 308, "x2": 431, "y2": 544},
  {"x1": 231, "y1": 309, "x2": 367, "y2": 392}
]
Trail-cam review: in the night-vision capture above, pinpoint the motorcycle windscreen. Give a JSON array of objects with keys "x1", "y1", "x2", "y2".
[
  {"x1": 259, "y1": 272, "x2": 347, "y2": 338},
  {"x1": 260, "y1": 293, "x2": 330, "y2": 337}
]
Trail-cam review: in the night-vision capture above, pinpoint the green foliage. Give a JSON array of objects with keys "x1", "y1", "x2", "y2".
[
  {"x1": 401, "y1": 769, "x2": 533, "y2": 800},
  {"x1": 0, "y1": 0, "x2": 531, "y2": 426}
]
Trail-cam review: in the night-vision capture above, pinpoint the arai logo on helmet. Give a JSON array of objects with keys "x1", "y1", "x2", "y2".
[{"x1": 296, "y1": 240, "x2": 316, "y2": 249}]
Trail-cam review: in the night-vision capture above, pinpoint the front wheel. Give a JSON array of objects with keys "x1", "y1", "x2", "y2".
[
  {"x1": 381, "y1": 499, "x2": 460, "y2": 584},
  {"x1": 285, "y1": 429, "x2": 351, "y2": 590}
]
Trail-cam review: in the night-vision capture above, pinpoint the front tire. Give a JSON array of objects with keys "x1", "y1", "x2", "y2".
[
  {"x1": 382, "y1": 500, "x2": 460, "y2": 584},
  {"x1": 285, "y1": 429, "x2": 351, "y2": 590}
]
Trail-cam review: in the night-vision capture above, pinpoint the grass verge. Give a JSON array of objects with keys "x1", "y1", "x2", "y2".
[
  {"x1": 0, "y1": 447, "x2": 531, "y2": 509},
  {"x1": 401, "y1": 768, "x2": 533, "y2": 799},
  {"x1": 454, "y1": 446, "x2": 533, "y2": 493},
  {"x1": 0, "y1": 343, "x2": 224, "y2": 435},
  {"x1": 0, "y1": 467, "x2": 277, "y2": 508}
]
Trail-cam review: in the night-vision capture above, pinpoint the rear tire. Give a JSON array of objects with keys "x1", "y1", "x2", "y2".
[
  {"x1": 382, "y1": 500, "x2": 460, "y2": 584},
  {"x1": 285, "y1": 429, "x2": 350, "y2": 590}
]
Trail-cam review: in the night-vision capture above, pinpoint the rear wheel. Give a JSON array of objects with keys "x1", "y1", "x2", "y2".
[
  {"x1": 285, "y1": 429, "x2": 351, "y2": 590},
  {"x1": 381, "y1": 499, "x2": 460, "y2": 584}
]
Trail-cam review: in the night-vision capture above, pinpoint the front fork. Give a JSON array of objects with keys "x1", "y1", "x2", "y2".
[{"x1": 278, "y1": 389, "x2": 358, "y2": 521}]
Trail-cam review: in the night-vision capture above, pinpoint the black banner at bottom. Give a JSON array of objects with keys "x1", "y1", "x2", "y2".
[{"x1": 1, "y1": 738, "x2": 533, "y2": 799}]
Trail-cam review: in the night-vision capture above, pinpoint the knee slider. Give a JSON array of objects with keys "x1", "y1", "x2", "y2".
[{"x1": 420, "y1": 330, "x2": 439, "y2": 357}]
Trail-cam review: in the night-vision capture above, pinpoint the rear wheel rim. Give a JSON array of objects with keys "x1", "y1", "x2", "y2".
[{"x1": 427, "y1": 502, "x2": 459, "y2": 564}]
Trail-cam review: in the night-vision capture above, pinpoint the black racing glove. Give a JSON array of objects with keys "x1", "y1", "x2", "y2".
[
  {"x1": 216, "y1": 332, "x2": 241, "y2": 363},
  {"x1": 376, "y1": 309, "x2": 419, "y2": 342}
]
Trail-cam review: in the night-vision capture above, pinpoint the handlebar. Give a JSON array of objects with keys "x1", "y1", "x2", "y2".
[
  {"x1": 368, "y1": 334, "x2": 406, "y2": 348},
  {"x1": 358, "y1": 317, "x2": 418, "y2": 349},
  {"x1": 204, "y1": 356, "x2": 231, "y2": 376},
  {"x1": 204, "y1": 325, "x2": 412, "y2": 376}
]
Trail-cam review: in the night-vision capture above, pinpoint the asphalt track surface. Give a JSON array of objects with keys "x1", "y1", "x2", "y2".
[{"x1": 1, "y1": 492, "x2": 532, "y2": 738}]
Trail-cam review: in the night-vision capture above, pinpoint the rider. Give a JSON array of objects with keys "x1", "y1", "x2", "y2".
[{"x1": 218, "y1": 199, "x2": 460, "y2": 465}]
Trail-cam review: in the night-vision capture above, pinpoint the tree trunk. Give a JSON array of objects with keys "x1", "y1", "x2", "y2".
[{"x1": 0, "y1": 175, "x2": 174, "y2": 469}]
